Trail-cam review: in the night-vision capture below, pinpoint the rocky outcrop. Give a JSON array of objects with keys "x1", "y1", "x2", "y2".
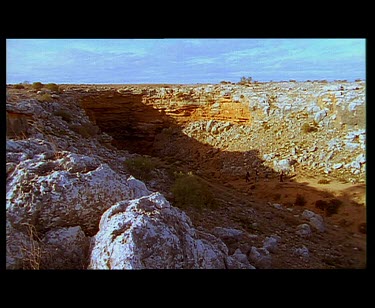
[
  {"x1": 41, "y1": 226, "x2": 90, "y2": 269},
  {"x1": 6, "y1": 142, "x2": 139, "y2": 235},
  {"x1": 89, "y1": 193, "x2": 253, "y2": 269}
]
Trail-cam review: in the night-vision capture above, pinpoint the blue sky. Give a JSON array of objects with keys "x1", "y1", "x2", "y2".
[{"x1": 6, "y1": 39, "x2": 366, "y2": 84}]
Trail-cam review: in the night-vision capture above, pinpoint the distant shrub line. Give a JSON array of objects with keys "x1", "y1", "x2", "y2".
[{"x1": 29, "y1": 82, "x2": 60, "y2": 93}]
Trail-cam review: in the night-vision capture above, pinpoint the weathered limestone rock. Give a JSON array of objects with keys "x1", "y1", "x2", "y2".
[
  {"x1": 295, "y1": 246, "x2": 310, "y2": 258},
  {"x1": 89, "y1": 193, "x2": 241, "y2": 269},
  {"x1": 6, "y1": 144, "x2": 149, "y2": 235},
  {"x1": 211, "y1": 227, "x2": 249, "y2": 253},
  {"x1": 227, "y1": 248, "x2": 256, "y2": 269},
  {"x1": 296, "y1": 223, "x2": 313, "y2": 237},
  {"x1": 263, "y1": 235, "x2": 281, "y2": 253},
  {"x1": 211, "y1": 227, "x2": 246, "y2": 240},
  {"x1": 314, "y1": 109, "x2": 327, "y2": 123},
  {"x1": 302, "y1": 210, "x2": 325, "y2": 232},
  {"x1": 248, "y1": 246, "x2": 272, "y2": 269},
  {"x1": 41, "y1": 226, "x2": 90, "y2": 269},
  {"x1": 273, "y1": 158, "x2": 291, "y2": 173}
]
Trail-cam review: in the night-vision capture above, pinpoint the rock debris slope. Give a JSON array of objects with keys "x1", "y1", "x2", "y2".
[
  {"x1": 5, "y1": 88, "x2": 255, "y2": 269},
  {"x1": 6, "y1": 80, "x2": 366, "y2": 269}
]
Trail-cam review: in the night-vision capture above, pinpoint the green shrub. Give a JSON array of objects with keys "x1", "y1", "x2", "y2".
[
  {"x1": 301, "y1": 123, "x2": 318, "y2": 133},
  {"x1": 294, "y1": 194, "x2": 306, "y2": 206},
  {"x1": 171, "y1": 173, "x2": 216, "y2": 210},
  {"x1": 53, "y1": 109, "x2": 73, "y2": 123},
  {"x1": 14, "y1": 84, "x2": 25, "y2": 89},
  {"x1": 32, "y1": 82, "x2": 44, "y2": 91},
  {"x1": 70, "y1": 123, "x2": 100, "y2": 138},
  {"x1": 124, "y1": 156, "x2": 157, "y2": 181},
  {"x1": 45, "y1": 83, "x2": 60, "y2": 92},
  {"x1": 37, "y1": 93, "x2": 53, "y2": 102},
  {"x1": 318, "y1": 179, "x2": 330, "y2": 184}
]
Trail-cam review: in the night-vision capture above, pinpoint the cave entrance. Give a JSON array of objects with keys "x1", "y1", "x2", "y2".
[{"x1": 79, "y1": 91, "x2": 173, "y2": 156}]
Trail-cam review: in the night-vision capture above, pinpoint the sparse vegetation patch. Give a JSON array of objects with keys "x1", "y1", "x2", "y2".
[
  {"x1": 45, "y1": 83, "x2": 60, "y2": 92},
  {"x1": 315, "y1": 198, "x2": 342, "y2": 216},
  {"x1": 301, "y1": 122, "x2": 318, "y2": 133},
  {"x1": 171, "y1": 173, "x2": 216, "y2": 211},
  {"x1": 14, "y1": 84, "x2": 25, "y2": 89},
  {"x1": 124, "y1": 156, "x2": 157, "y2": 181},
  {"x1": 32, "y1": 82, "x2": 44, "y2": 91},
  {"x1": 70, "y1": 123, "x2": 100, "y2": 139},
  {"x1": 294, "y1": 194, "x2": 307, "y2": 206},
  {"x1": 37, "y1": 93, "x2": 53, "y2": 102},
  {"x1": 318, "y1": 179, "x2": 330, "y2": 184},
  {"x1": 53, "y1": 109, "x2": 73, "y2": 123}
]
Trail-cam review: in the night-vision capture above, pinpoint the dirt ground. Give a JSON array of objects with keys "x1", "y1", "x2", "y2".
[{"x1": 170, "y1": 166, "x2": 367, "y2": 269}]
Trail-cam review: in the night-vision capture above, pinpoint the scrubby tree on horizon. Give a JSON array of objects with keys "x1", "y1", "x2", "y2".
[{"x1": 239, "y1": 76, "x2": 253, "y2": 84}]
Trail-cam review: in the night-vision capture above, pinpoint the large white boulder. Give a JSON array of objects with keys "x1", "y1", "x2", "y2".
[{"x1": 89, "y1": 192, "x2": 242, "y2": 269}]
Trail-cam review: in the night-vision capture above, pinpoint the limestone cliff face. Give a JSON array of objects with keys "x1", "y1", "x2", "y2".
[
  {"x1": 78, "y1": 88, "x2": 252, "y2": 154},
  {"x1": 79, "y1": 91, "x2": 166, "y2": 154},
  {"x1": 75, "y1": 82, "x2": 365, "y2": 183}
]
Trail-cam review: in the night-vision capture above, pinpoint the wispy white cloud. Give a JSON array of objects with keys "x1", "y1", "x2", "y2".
[{"x1": 6, "y1": 38, "x2": 366, "y2": 84}]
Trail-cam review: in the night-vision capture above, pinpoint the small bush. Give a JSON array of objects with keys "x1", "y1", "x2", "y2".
[
  {"x1": 53, "y1": 109, "x2": 73, "y2": 123},
  {"x1": 318, "y1": 179, "x2": 330, "y2": 184},
  {"x1": 301, "y1": 123, "x2": 318, "y2": 133},
  {"x1": 316, "y1": 198, "x2": 342, "y2": 216},
  {"x1": 124, "y1": 156, "x2": 157, "y2": 181},
  {"x1": 32, "y1": 82, "x2": 44, "y2": 91},
  {"x1": 70, "y1": 123, "x2": 100, "y2": 138},
  {"x1": 20, "y1": 223, "x2": 42, "y2": 270},
  {"x1": 294, "y1": 194, "x2": 307, "y2": 206},
  {"x1": 14, "y1": 84, "x2": 25, "y2": 89},
  {"x1": 45, "y1": 83, "x2": 60, "y2": 92},
  {"x1": 262, "y1": 122, "x2": 270, "y2": 130},
  {"x1": 171, "y1": 173, "x2": 216, "y2": 210},
  {"x1": 37, "y1": 93, "x2": 53, "y2": 102},
  {"x1": 315, "y1": 199, "x2": 328, "y2": 211},
  {"x1": 325, "y1": 198, "x2": 342, "y2": 216}
]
